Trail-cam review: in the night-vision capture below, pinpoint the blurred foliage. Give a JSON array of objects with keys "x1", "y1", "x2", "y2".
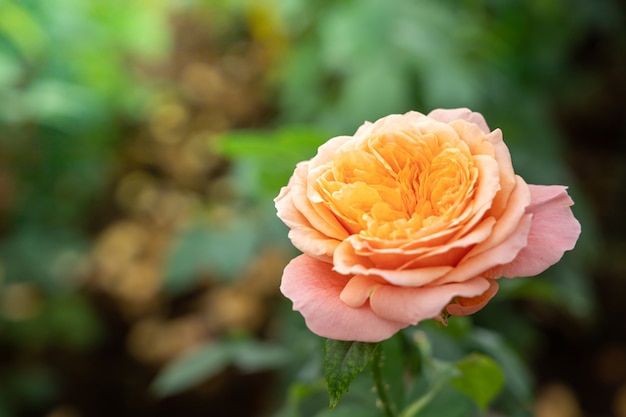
[
  {"x1": 0, "y1": 0, "x2": 623, "y2": 416},
  {"x1": 152, "y1": 334, "x2": 289, "y2": 397},
  {"x1": 0, "y1": 1, "x2": 175, "y2": 415}
]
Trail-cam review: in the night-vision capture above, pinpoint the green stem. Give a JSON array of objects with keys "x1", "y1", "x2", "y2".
[{"x1": 371, "y1": 345, "x2": 397, "y2": 417}]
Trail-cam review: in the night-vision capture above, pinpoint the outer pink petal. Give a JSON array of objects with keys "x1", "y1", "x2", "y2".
[
  {"x1": 428, "y1": 108, "x2": 491, "y2": 134},
  {"x1": 354, "y1": 111, "x2": 427, "y2": 139},
  {"x1": 280, "y1": 255, "x2": 407, "y2": 342},
  {"x1": 275, "y1": 185, "x2": 339, "y2": 262},
  {"x1": 307, "y1": 134, "x2": 355, "y2": 167},
  {"x1": 489, "y1": 185, "x2": 581, "y2": 278},
  {"x1": 368, "y1": 277, "x2": 491, "y2": 324}
]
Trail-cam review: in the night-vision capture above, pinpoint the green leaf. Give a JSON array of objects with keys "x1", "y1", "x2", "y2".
[
  {"x1": 401, "y1": 384, "x2": 476, "y2": 417},
  {"x1": 152, "y1": 338, "x2": 290, "y2": 396},
  {"x1": 231, "y1": 340, "x2": 290, "y2": 372},
  {"x1": 216, "y1": 126, "x2": 328, "y2": 198},
  {"x1": 0, "y1": 2, "x2": 46, "y2": 60},
  {"x1": 164, "y1": 215, "x2": 259, "y2": 292},
  {"x1": 323, "y1": 339, "x2": 379, "y2": 409},
  {"x1": 469, "y1": 328, "x2": 533, "y2": 407},
  {"x1": 152, "y1": 342, "x2": 233, "y2": 396},
  {"x1": 450, "y1": 353, "x2": 505, "y2": 411},
  {"x1": 401, "y1": 359, "x2": 461, "y2": 417}
]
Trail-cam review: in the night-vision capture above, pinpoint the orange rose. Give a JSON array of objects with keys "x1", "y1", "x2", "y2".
[{"x1": 275, "y1": 109, "x2": 581, "y2": 342}]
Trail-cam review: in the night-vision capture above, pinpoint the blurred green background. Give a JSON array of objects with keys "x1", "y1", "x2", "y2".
[{"x1": 0, "y1": 0, "x2": 624, "y2": 416}]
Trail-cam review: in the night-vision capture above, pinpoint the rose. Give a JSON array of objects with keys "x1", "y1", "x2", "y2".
[{"x1": 275, "y1": 108, "x2": 581, "y2": 342}]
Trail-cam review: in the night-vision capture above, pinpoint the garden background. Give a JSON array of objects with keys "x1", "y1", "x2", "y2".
[{"x1": 0, "y1": 0, "x2": 625, "y2": 416}]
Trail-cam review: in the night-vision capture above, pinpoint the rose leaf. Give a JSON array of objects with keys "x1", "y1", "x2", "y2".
[
  {"x1": 450, "y1": 352, "x2": 505, "y2": 411},
  {"x1": 324, "y1": 339, "x2": 379, "y2": 409}
]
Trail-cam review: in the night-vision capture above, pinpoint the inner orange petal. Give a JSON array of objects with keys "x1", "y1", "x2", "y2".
[{"x1": 314, "y1": 127, "x2": 481, "y2": 245}]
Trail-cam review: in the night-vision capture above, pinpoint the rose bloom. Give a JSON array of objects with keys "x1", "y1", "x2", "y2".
[{"x1": 275, "y1": 108, "x2": 581, "y2": 342}]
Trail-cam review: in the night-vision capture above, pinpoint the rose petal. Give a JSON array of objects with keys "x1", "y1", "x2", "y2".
[
  {"x1": 434, "y1": 213, "x2": 533, "y2": 284},
  {"x1": 275, "y1": 186, "x2": 339, "y2": 262},
  {"x1": 397, "y1": 217, "x2": 496, "y2": 269},
  {"x1": 291, "y1": 164, "x2": 349, "y2": 240},
  {"x1": 489, "y1": 185, "x2": 581, "y2": 278},
  {"x1": 333, "y1": 240, "x2": 453, "y2": 286},
  {"x1": 280, "y1": 254, "x2": 407, "y2": 342},
  {"x1": 355, "y1": 111, "x2": 427, "y2": 139},
  {"x1": 428, "y1": 108, "x2": 491, "y2": 134},
  {"x1": 464, "y1": 175, "x2": 531, "y2": 257},
  {"x1": 483, "y1": 129, "x2": 517, "y2": 217},
  {"x1": 446, "y1": 278, "x2": 499, "y2": 316},
  {"x1": 339, "y1": 274, "x2": 384, "y2": 307},
  {"x1": 468, "y1": 155, "x2": 502, "y2": 216},
  {"x1": 368, "y1": 277, "x2": 491, "y2": 324}
]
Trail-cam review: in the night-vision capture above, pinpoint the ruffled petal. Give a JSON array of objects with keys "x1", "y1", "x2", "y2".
[
  {"x1": 428, "y1": 108, "x2": 491, "y2": 134},
  {"x1": 464, "y1": 175, "x2": 531, "y2": 257},
  {"x1": 280, "y1": 255, "x2": 407, "y2": 342},
  {"x1": 275, "y1": 185, "x2": 339, "y2": 262},
  {"x1": 368, "y1": 277, "x2": 491, "y2": 324},
  {"x1": 435, "y1": 213, "x2": 533, "y2": 284},
  {"x1": 339, "y1": 274, "x2": 383, "y2": 307},
  {"x1": 333, "y1": 240, "x2": 453, "y2": 286},
  {"x1": 489, "y1": 185, "x2": 581, "y2": 278},
  {"x1": 446, "y1": 278, "x2": 499, "y2": 316}
]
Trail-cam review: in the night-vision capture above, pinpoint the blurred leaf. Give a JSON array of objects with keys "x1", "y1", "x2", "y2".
[
  {"x1": 402, "y1": 384, "x2": 476, "y2": 417},
  {"x1": 109, "y1": 1, "x2": 171, "y2": 60},
  {"x1": 0, "y1": 52, "x2": 20, "y2": 87},
  {"x1": 152, "y1": 341, "x2": 233, "y2": 396},
  {"x1": 0, "y1": 292, "x2": 102, "y2": 350},
  {"x1": 0, "y1": 229, "x2": 87, "y2": 290},
  {"x1": 312, "y1": 403, "x2": 381, "y2": 417},
  {"x1": 401, "y1": 358, "x2": 461, "y2": 417},
  {"x1": 164, "y1": 213, "x2": 260, "y2": 292},
  {"x1": 323, "y1": 339, "x2": 378, "y2": 410},
  {"x1": 232, "y1": 340, "x2": 291, "y2": 372},
  {"x1": 450, "y1": 353, "x2": 505, "y2": 411},
  {"x1": 0, "y1": 2, "x2": 46, "y2": 60},
  {"x1": 497, "y1": 277, "x2": 558, "y2": 303},
  {"x1": 153, "y1": 338, "x2": 290, "y2": 396},
  {"x1": 217, "y1": 126, "x2": 328, "y2": 198},
  {"x1": 21, "y1": 80, "x2": 97, "y2": 123},
  {"x1": 470, "y1": 328, "x2": 534, "y2": 411}
]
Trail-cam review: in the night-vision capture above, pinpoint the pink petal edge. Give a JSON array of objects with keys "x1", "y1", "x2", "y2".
[
  {"x1": 428, "y1": 108, "x2": 491, "y2": 134},
  {"x1": 368, "y1": 276, "x2": 491, "y2": 324},
  {"x1": 280, "y1": 254, "x2": 407, "y2": 342},
  {"x1": 490, "y1": 185, "x2": 581, "y2": 278},
  {"x1": 446, "y1": 278, "x2": 499, "y2": 316}
]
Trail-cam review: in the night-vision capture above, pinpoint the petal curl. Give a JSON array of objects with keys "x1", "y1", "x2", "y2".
[
  {"x1": 464, "y1": 175, "x2": 531, "y2": 257},
  {"x1": 435, "y1": 213, "x2": 533, "y2": 284},
  {"x1": 333, "y1": 240, "x2": 453, "y2": 286},
  {"x1": 489, "y1": 185, "x2": 581, "y2": 278},
  {"x1": 368, "y1": 277, "x2": 491, "y2": 324},
  {"x1": 339, "y1": 274, "x2": 384, "y2": 307},
  {"x1": 280, "y1": 255, "x2": 407, "y2": 342},
  {"x1": 275, "y1": 185, "x2": 339, "y2": 262},
  {"x1": 446, "y1": 278, "x2": 499, "y2": 316}
]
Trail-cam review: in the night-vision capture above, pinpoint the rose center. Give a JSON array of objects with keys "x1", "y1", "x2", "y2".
[{"x1": 316, "y1": 131, "x2": 477, "y2": 240}]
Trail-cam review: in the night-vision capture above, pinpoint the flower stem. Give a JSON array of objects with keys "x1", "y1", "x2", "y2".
[{"x1": 371, "y1": 345, "x2": 396, "y2": 417}]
